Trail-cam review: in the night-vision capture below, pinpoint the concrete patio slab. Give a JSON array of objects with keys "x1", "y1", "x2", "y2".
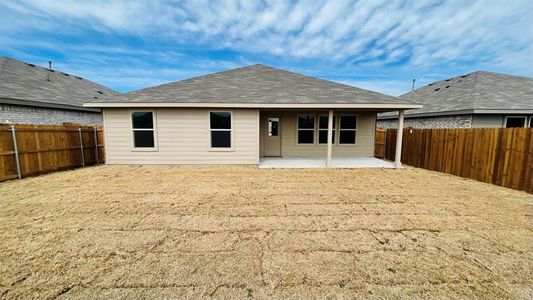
[{"x1": 259, "y1": 157, "x2": 395, "y2": 168}]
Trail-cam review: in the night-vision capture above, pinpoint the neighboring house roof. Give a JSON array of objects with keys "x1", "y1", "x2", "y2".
[
  {"x1": 86, "y1": 64, "x2": 420, "y2": 109},
  {"x1": 380, "y1": 71, "x2": 533, "y2": 119},
  {"x1": 0, "y1": 57, "x2": 118, "y2": 112}
]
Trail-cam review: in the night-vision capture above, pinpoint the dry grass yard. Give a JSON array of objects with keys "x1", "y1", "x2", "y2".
[{"x1": 0, "y1": 166, "x2": 532, "y2": 300}]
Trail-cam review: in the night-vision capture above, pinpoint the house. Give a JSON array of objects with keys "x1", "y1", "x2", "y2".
[
  {"x1": 378, "y1": 71, "x2": 533, "y2": 129},
  {"x1": 85, "y1": 64, "x2": 421, "y2": 168},
  {"x1": 0, "y1": 57, "x2": 118, "y2": 125}
]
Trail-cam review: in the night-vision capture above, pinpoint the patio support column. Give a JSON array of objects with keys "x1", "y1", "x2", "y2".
[
  {"x1": 395, "y1": 109, "x2": 405, "y2": 169},
  {"x1": 326, "y1": 109, "x2": 334, "y2": 167}
]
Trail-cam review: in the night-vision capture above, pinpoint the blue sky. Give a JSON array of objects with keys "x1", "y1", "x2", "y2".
[{"x1": 1, "y1": 0, "x2": 532, "y2": 96}]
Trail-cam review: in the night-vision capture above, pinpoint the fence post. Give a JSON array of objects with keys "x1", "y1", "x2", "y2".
[
  {"x1": 382, "y1": 129, "x2": 387, "y2": 159},
  {"x1": 78, "y1": 128, "x2": 85, "y2": 166},
  {"x1": 93, "y1": 127, "x2": 99, "y2": 164},
  {"x1": 10, "y1": 125, "x2": 22, "y2": 179}
]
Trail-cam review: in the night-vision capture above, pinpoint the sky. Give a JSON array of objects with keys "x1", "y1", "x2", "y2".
[{"x1": 0, "y1": 0, "x2": 532, "y2": 96}]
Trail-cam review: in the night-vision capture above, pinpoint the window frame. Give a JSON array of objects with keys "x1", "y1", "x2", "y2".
[
  {"x1": 338, "y1": 114, "x2": 358, "y2": 145},
  {"x1": 318, "y1": 114, "x2": 337, "y2": 145},
  {"x1": 296, "y1": 114, "x2": 317, "y2": 145},
  {"x1": 208, "y1": 111, "x2": 234, "y2": 151},
  {"x1": 504, "y1": 116, "x2": 527, "y2": 128},
  {"x1": 267, "y1": 117, "x2": 281, "y2": 137},
  {"x1": 529, "y1": 116, "x2": 533, "y2": 128},
  {"x1": 130, "y1": 110, "x2": 158, "y2": 151}
]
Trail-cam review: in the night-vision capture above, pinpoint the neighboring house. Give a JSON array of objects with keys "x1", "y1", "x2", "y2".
[
  {"x1": 0, "y1": 57, "x2": 118, "y2": 125},
  {"x1": 85, "y1": 64, "x2": 421, "y2": 167},
  {"x1": 378, "y1": 71, "x2": 533, "y2": 129}
]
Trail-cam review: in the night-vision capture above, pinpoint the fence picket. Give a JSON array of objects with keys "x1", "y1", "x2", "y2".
[
  {"x1": 378, "y1": 127, "x2": 533, "y2": 194},
  {"x1": 0, "y1": 124, "x2": 105, "y2": 182}
]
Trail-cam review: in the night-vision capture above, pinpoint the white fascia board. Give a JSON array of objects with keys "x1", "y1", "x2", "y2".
[
  {"x1": 473, "y1": 109, "x2": 533, "y2": 114},
  {"x1": 84, "y1": 102, "x2": 423, "y2": 109}
]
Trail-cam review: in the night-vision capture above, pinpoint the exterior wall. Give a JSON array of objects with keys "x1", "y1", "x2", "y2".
[
  {"x1": 471, "y1": 115, "x2": 505, "y2": 128},
  {"x1": 103, "y1": 108, "x2": 259, "y2": 165},
  {"x1": 377, "y1": 115, "x2": 472, "y2": 129},
  {"x1": 260, "y1": 110, "x2": 376, "y2": 157},
  {"x1": 0, "y1": 104, "x2": 102, "y2": 125},
  {"x1": 379, "y1": 114, "x2": 533, "y2": 129}
]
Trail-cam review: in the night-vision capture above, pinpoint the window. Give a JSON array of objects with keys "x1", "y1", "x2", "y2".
[
  {"x1": 210, "y1": 112, "x2": 232, "y2": 148},
  {"x1": 297, "y1": 114, "x2": 315, "y2": 144},
  {"x1": 318, "y1": 115, "x2": 336, "y2": 144},
  {"x1": 131, "y1": 111, "x2": 156, "y2": 149},
  {"x1": 529, "y1": 117, "x2": 533, "y2": 128},
  {"x1": 505, "y1": 116, "x2": 526, "y2": 128},
  {"x1": 339, "y1": 115, "x2": 357, "y2": 144},
  {"x1": 268, "y1": 117, "x2": 279, "y2": 136}
]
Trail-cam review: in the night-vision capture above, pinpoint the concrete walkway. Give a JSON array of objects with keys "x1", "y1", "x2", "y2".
[{"x1": 259, "y1": 157, "x2": 395, "y2": 168}]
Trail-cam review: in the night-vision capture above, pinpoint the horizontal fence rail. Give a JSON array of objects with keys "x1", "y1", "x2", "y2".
[
  {"x1": 0, "y1": 124, "x2": 105, "y2": 182},
  {"x1": 379, "y1": 128, "x2": 533, "y2": 194}
]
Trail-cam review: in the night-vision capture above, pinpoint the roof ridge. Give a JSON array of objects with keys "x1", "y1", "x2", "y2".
[
  {"x1": 249, "y1": 64, "x2": 414, "y2": 101},
  {"x1": 0, "y1": 56, "x2": 118, "y2": 94},
  {"x1": 123, "y1": 64, "x2": 403, "y2": 102},
  {"x1": 123, "y1": 64, "x2": 262, "y2": 95},
  {"x1": 469, "y1": 70, "x2": 533, "y2": 80}
]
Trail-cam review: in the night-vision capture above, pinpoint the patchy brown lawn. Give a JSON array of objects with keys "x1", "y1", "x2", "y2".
[{"x1": 0, "y1": 165, "x2": 532, "y2": 299}]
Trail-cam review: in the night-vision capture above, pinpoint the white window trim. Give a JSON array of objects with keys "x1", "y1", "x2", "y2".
[
  {"x1": 296, "y1": 113, "x2": 317, "y2": 145},
  {"x1": 338, "y1": 114, "x2": 358, "y2": 145},
  {"x1": 130, "y1": 110, "x2": 158, "y2": 152},
  {"x1": 504, "y1": 116, "x2": 527, "y2": 128},
  {"x1": 318, "y1": 114, "x2": 337, "y2": 145},
  {"x1": 208, "y1": 111, "x2": 235, "y2": 151},
  {"x1": 267, "y1": 116, "x2": 281, "y2": 137}
]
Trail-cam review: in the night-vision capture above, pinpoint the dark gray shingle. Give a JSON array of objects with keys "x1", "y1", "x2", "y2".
[
  {"x1": 89, "y1": 64, "x2": 414, "y2": 105},
  {"x1": 380, "y1": 71, "x2": 533, "y2": 118},
  {"x1": 0, "y1": 57, "x2": 118, "y2": 110}
]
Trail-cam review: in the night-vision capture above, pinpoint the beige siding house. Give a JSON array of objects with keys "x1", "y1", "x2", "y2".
[{"x1": 86, "y1": 65, "x2": 421, "y2": 168}]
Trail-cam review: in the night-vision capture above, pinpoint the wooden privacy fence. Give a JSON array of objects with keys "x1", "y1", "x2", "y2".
[
  {"x1": 381, "y1": 128, "x2": 533, "y2": 194},
  {"x1": 0, "y1": 124, "x2": 104, "y2": 182},
  {"x1": 374, "y1": 128, "x2": 385, "y2": 158}
]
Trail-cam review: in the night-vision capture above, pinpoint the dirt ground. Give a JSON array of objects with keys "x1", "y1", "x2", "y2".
[{"x1": 0, "y1": 165, "x2": 532, "y2": 300}]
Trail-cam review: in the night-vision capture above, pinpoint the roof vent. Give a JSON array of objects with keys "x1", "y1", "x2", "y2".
[
  {"x1": 94, "y1": 96, "x2": 98, "y2": 99},
  {"x1": 445, "y1": 79, "x2": 451, "y2": 82},
  {"x1": 461, "y1": 75, "x2": 468, "y2": 78},
  {"x1": 428, "y1": 83, "x2": 434, "y2": 86},
  {"x1": 75, "y1": 76, "x2": 83, "y2": 80},
  {"x1": 445, "y1": 85, "x2": 450, "y2": 88},
  {"x1": 27, "y1": 63, "x2": 36, "y2": 67},
  {"x1": 434, "y1": 88, "x2": 440, "y2": 91},
  {"x1": 97, "y1": 91, "x2": 103, "y2": 94},
  {"x1": 47, "y1": 61, "x2": 52, "y2": 81},
  {"x1": 62, "y1": 72, "x2": 69, "y2": 76}
]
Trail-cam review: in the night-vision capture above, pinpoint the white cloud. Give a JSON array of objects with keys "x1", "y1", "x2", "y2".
[{"x1": 1, "y1": 0, "x2": 531, "y2": 92}]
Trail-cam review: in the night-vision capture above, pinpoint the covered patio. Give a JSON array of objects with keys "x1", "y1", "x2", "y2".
[
  {"x1": 259, "y1": 157, "x2": 395, "y2": 168},
  {"x1": 259, "y1": 108, "x2": 408, "y2": 169}
]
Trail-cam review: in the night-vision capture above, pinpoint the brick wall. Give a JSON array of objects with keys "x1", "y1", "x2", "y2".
[
  {"x1": 377, "y1": 115, "x2": 472, "y2": 129},
  {"x1": 0, "y1": 104, "x2": 102, "y2": 125}
]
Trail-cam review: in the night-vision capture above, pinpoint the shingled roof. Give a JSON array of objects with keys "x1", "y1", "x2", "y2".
[
  {"x1": 86, "y1": 64, "x2": 419, "y2": 109},
  {"x1": 380, "y1": 71, "x2": 533, "y2": 119},
  {"x1": 0, "y1": 57, "x2": 118, "y2": 112}
]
